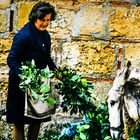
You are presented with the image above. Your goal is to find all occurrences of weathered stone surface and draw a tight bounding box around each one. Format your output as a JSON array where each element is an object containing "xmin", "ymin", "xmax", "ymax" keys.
[
  {"xmin": 109, "ymin": 6, "xmax": 140, "ymax": 38},
  {"xmin": 0, "ymin": 39, "xmax": 12, "ymax": 66},
  {"xmin": 17, "ymin": 2, "xmax": 35, "ymax": 29},
  {"xmin": 51, "ymin": 40, "xmax": 62, "ymax": 66},
  {"xmin": 125, "ymin": 43, "xmax": 140, "ymax": 67},
  {"xmin": 0, "ymin": 13, "xmax": 7, "ymax": 33},
  {"xmin": 0, "ymin": 118, "xmax": 14, "ymax": 140},
  {"xmin": 78, "ymin": 0, "xmax": 104, "ymax": 3},
  {"xmin": 14, "ymin": 0, "xmax": 39, "ymax": 1},
  {"xmin": 0, "ymin": 0, "xmax": 11, "ymax": 9},
  {"xmin": 0, "ymin": 0, "xmax": 140, "ymax": 138},
  {"xmin": 94, "ymin": 81, "xmax": 112, "ymax": 100},
  {"xmin": 48, "ymin": 8, "xmax": 75, "ymax": 38},
  {"xmin": 72, "ymin": 5, "xmax": 104, "ymax": 36},
  {"xmin": 0, "ymin": 81, "xmax": 8, "ymax": 100},
  {"xmin": 0, "ymin": 39, "xmax": 10, "ymax": 114},
  {"xmin": 61, "ymin": 41, "xmax": 115, "ymax": 74}
]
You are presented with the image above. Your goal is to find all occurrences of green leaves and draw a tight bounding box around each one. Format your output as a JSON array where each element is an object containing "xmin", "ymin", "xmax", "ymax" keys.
[
  {"xmin": 40, "ymin": 84, "xmax": 50, "ymax": 94},
  {"xmin": 71, "ymin": 75, "xmax": 80, "ymax": 81},
  {"xmin": 81, "ymin": 79, "xmax": 87, "ymax": 87},
  {"xmin": 31, "ymin": 89, "xmax": 39, "ymax": 100},
  {"xmin": 79, "ymin": 133, "xmax": 87, "ymax": 140},
  {"xmin": 77, "ymin": 125, "xmax": 90, "ymax": 132},
  {"xmin": 19, "ymin": 59, "xmax": 55, "ymax": 104},
  {"xmin": 129, "ymin": 121, "xmax": 140, "ymax": 139},
  {"xmin": 54, "ymin": 67, "xmax": 95, "ymax": 115},
  {"xmin": 44, "ymin": 97, "xmax": 56, "ymax": 104},
  {"xmin": 76, "ymin": 124, "xmax": 90, "ymax": 140},
  {"xmin": 19, "ymin": 60, "xmax": 112, "ymax": 139}
]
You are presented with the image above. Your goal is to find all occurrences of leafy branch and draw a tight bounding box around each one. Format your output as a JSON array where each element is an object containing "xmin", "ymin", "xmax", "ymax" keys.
[
  {"xmin": 54, "ymin": 67, "xmax": 96, "ymax": 115},
  {"xmin": 19, "ymin": 59, "xmax": 56, "ymax": 104},
  {"xmin": 19, "ymin": 60, "xmax": 96, "ymax": 115}
]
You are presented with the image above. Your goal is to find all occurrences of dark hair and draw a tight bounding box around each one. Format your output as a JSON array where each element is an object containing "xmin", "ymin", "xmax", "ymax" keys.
[{"xmin": 29, "ymin": 2, "xmax": 56, "ymax": 23}]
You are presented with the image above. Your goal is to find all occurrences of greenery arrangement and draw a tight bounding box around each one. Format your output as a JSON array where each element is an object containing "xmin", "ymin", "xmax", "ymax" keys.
[
  {"xmin": 19, "ymin": 59, "xmax": 56, "ymax": 104},
  {"xmin": 19, "ymin": 60, "xmax": 112, "ymax": 140},
  {"xmin": 59, "ymin": 101, "xmax": 111, "ymax": 140},
  {"xmin": 55, "ymin": 67, "xmax": 96, "ymax": 115},
  {"xmin": 38, "ymin": 101, "xmax": 111, "ymax": 140}
]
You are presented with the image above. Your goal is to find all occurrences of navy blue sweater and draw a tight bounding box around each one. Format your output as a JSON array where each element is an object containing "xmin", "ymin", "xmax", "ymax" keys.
[{"xmin": 7, "ymin": 22, "xmax": 57, "ymax": 77}]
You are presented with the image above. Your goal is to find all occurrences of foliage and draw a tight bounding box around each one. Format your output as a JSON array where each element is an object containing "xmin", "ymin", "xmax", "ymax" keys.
[
  {"xmin": 19, "ymin": 59, "xmax": 56, "ymax": 104},
  {"xmin": 19, "ymin": 60, "xmax": 111, "ymax": 139},
  {"xmin": 129, "ymin": 121, "xmax": 140, "ymax": 139},
  {"xmin": 38, "ymin": 101, "xmax": 111, "ymax": 140},
  {"xmin": 59, "ymin": 101, "xmax": 111, "ymax": 140},
  {"xmin": 55, "ymin": 67, "xmax": 96, "ymax": 115}
]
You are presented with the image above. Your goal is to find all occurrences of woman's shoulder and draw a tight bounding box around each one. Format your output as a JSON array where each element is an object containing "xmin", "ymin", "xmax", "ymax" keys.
[
  {"xmin": 12, "ymin": 23, "xmax": 31, "ymax": 44},
  {"xmin": 19, "ymin": 22, "xmax": 31, "ymax": 34},
  {"xmin": 16, "ymin": 23, "xmax": 31, "ymax": 40}
]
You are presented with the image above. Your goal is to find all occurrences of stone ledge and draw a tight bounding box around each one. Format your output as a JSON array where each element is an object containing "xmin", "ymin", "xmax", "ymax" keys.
[
  {"xmin": 72, "ymin": 35, "xmax": 95, "ymax": 41},
  {"xmin": 72, "ymin": 35, "xmax": 140, "ymax": 43},
  {"xmin": 56, "ymin": 4, "xmax": 80, "ymax": 11},
  {"xmin": 74, "ymin": 0, "xmax": 104, "ymax": 5},
  {"xmin": 85, "ymin": 77, "xmax": 114, "ymax": 83},
  {"xmin": 44, "ymin": 0, "xmax": 104, "ymax": 4},
  {"xmin": 109, "ymin": 1, "xmax": 130, "ymax": 6},
  {"xmin": 112, "ymin": 37, "xmax": 140, "ymax": 43},
  {"xmin": 46, "ymin": 0, "xmax": 130, "ymax": 5}
]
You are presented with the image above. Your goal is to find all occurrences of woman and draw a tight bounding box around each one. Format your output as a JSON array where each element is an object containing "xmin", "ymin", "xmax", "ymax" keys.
[{"xmin": 6, "ymin": 2, "xmax": 57, "ymax": 140}]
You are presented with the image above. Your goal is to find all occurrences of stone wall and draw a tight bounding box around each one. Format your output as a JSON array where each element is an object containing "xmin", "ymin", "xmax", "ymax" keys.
[{"xmin": 0, "ymin": 0, "xmax": 140, "ymax": 139}]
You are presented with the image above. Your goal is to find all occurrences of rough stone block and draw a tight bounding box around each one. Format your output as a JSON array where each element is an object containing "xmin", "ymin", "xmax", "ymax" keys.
[
  {"xmin": 125, "ymin": 43, "xmax": 140, "ymax": 67},
  {"xmin": 94, "ymin": 81, "xmax": 112, "ymax": 100},
  {"xmin": 0, "ymin": 39, "xmax": 12, "ymax": 66},
  {"xmin": 17, "ymin": 2, "xmax": 35, "ymax": 29},
  {"xmin": 48, "ymin": 8, "xmax": 75, "ymax": 38},
  {"xmin": 0, "ymin": 13, "xmax": 7, "ymax": 33},
  {"xmin": 73, "ymin": 0, "xmax": 104, "ymax": 4},
  {"xmin": 109, "ymin": 6, "xmax": 140, "ymax": 38},
  {"xmin": 72, "ymin": 5, "xmax": 104, "ymax": 36},
  {"xmin": 61, "ymin": 41, "xmax": 115, "ymax": 74},
  {"xmin": 0, "ymin": 0, "xmax": 11, "ymax": 9}
]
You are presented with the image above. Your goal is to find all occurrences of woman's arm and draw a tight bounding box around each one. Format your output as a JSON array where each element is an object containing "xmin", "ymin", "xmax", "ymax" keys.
[
  {"xmin": 7, "ymin": 33, "xmax": 27, "ymax": 76},
  {"xmin": 45, "ymin": 32, "xmax": 58, "ymax": 71},
  {"xmin": 47, "ymin": 57, "xmax": 57, "ymax": 71}
]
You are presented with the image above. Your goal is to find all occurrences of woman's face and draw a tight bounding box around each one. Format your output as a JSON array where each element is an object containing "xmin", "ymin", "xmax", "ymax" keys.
[{"xmin": 35, "ymin": 13, "xmax": 51, "ymax": 31}]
